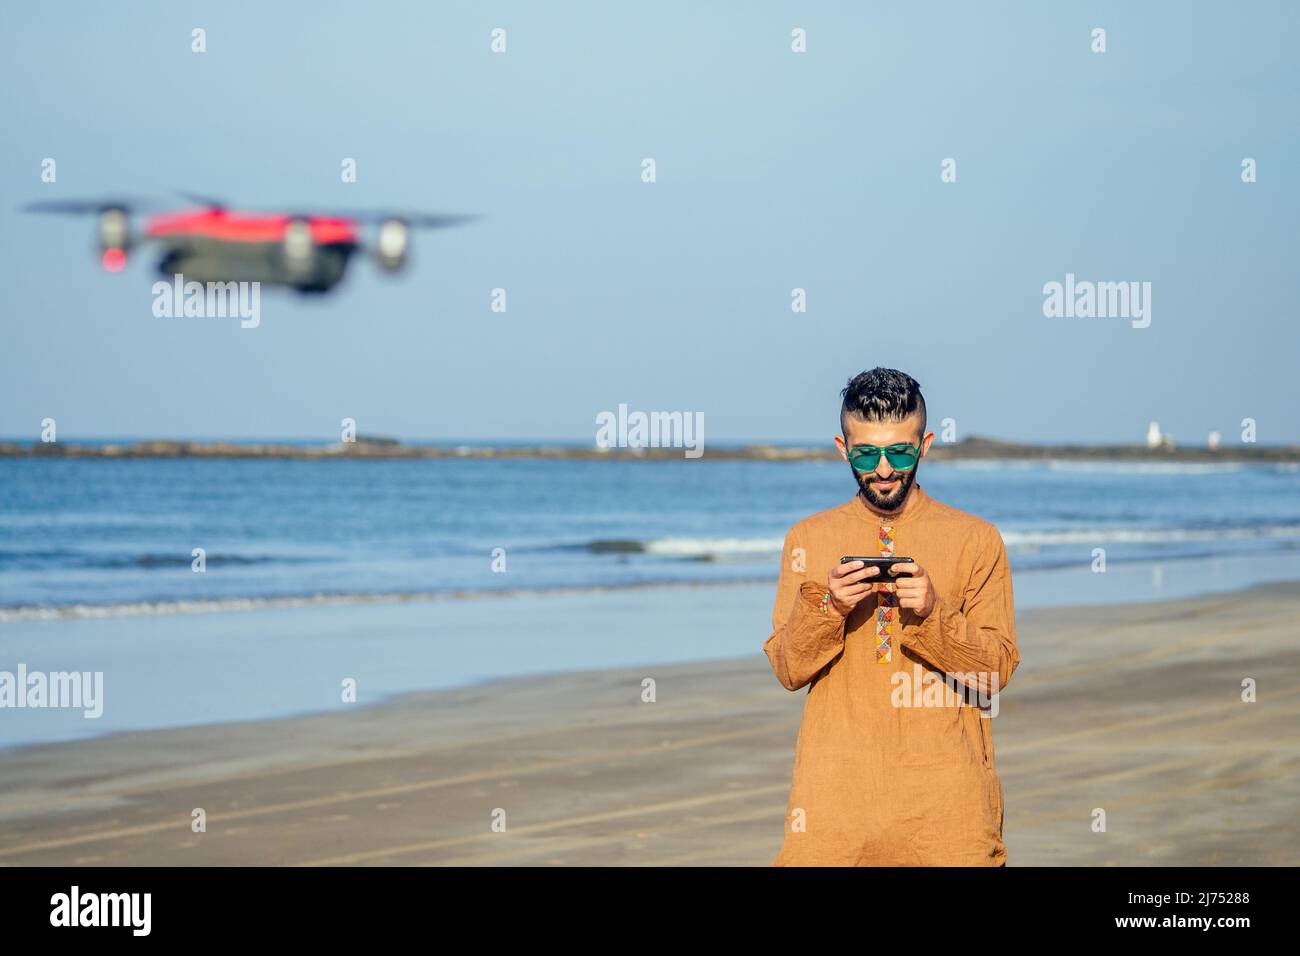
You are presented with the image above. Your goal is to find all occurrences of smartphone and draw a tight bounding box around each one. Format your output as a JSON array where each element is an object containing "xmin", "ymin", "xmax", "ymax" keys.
[{"xmin": 839, "ymin": 556, "xmax": 914, "ymax": 579}]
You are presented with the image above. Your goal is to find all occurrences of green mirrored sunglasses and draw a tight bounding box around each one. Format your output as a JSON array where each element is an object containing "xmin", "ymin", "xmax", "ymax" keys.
[{"xmin": 847, "ymin": 442, "xmax": 921, "ymax": 472}]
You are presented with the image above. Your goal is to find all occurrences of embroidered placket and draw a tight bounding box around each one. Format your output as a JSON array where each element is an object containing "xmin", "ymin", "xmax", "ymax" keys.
[{"xmin": 876, "ymin": 523, "xmax": 895, "ymax": 663}]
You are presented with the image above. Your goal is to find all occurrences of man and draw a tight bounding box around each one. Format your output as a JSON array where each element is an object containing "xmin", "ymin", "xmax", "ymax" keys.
[{"xmin": 763, "ymin": 367, "xmax": 1019, "ymax": 866}]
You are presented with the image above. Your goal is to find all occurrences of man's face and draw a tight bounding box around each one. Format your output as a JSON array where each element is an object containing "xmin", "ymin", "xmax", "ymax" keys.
[{"xmin": 834, "ymin": 412, "xmax": 933, "ymax": 512}]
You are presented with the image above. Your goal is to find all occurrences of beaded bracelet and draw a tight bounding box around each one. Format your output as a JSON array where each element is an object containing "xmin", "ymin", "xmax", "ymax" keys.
[{"xmin": 818, "ymin": 591, "xmax": 833, "ymax": 613}]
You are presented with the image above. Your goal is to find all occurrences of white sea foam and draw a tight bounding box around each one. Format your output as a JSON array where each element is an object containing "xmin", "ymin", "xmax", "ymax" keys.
[
  {"xmin": 643, "ymin": 536, "xmax": 784, "ymax": 558},
  {"xmin": 999, "ymin": 524, "xmax": 1300, "ymax": 549}
]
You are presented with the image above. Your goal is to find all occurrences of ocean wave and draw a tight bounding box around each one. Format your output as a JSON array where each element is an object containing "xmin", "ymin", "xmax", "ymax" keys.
[
  {"xmin": 4, "ymin": 534, "xmax": 1299, "ymax": 621},
  {"xmin": 0, "ymin": 550, "xmax": 307, "ymax": 570},
  {"xmin": 582, "ymin": 536, "xmax": 784, "ymax": 561},
  {"xmin": 572, "ymin": 526, "xmax": 1300, "ymax": 561},
  {"xmin": 645, "ymin": 536, "xmax": 784, "ymax": 558},
  {"xmin": 0, "ymin": 578, "xmax": 775, "ymax": 623},
  {"xmin": 582, "ymin": 526, "xmax": 1300, "ymax": 560},
  {"xmin": 1044, "ymin": 460, "xmax": 1247, "ymax": 475},
  {"xmin": 1000, "ymin": 524, "xmax": 1300, "ymax": 549},
  {"xmin": 0, "ymin": 513, "xmax": 186, "ymax": 529}
]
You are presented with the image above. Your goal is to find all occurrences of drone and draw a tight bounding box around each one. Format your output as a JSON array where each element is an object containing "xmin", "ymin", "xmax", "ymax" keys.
[{"xmin": 21, "ymin": 193, "xmax": 479, "ymax": 294}]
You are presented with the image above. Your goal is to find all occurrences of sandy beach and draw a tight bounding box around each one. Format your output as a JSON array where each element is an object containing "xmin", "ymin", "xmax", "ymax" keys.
[{"xmin": 1, "ymin": 580, "xmax": 1297, "ymax": 866}]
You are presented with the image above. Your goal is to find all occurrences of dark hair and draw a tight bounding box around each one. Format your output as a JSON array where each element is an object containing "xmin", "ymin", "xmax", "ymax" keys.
[{"xmin": 840, "ymin": 367, "xmax": 927, "ymax": 438}]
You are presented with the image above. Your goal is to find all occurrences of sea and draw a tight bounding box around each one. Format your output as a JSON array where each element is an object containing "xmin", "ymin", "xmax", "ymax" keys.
[{"xmin": 4, "ymin": 450, "xmax": 1300, "ymax": 618}]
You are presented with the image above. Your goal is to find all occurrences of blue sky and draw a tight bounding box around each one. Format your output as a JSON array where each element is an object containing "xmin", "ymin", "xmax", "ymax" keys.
[{"xmin": 1, "ymin": 1, "xmax": 1296, "ymax": 444}]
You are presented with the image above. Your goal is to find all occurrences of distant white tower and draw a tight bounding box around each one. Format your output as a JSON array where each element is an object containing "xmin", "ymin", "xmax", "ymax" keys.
[
  {"xmin": 1146, "ymin": 421, "xmax": 1162, "ymax": 448},
  {"xmin": 1208, "ymin": 431, "xmax": 1222, "ymax": 450}
]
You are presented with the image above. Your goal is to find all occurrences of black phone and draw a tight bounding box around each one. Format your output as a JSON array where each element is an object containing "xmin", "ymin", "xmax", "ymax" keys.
[{"xmin": 839, "ymin": 556, "xmax": 914, "ymax": 579}]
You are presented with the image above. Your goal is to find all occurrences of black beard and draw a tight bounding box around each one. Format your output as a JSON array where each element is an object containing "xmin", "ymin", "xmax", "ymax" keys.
[{"xmin": 852, "ymin": 461, "xmax": 918, "ymax": 512}]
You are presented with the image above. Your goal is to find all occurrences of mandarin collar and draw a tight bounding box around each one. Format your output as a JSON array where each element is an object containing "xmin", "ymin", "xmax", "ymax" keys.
[{"xmin": 850, "ymin": 481, "xmax": 931, "ymax": 527}]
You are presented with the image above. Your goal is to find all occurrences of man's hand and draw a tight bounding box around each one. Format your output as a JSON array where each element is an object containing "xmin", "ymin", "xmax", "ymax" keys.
[
  {"xmin": 827, "ymin": 560, "xmax": 880, "ymax": 615},
  {"xmin": 890, "ymin": 562, "xmax": 936, "ymax": 618}
]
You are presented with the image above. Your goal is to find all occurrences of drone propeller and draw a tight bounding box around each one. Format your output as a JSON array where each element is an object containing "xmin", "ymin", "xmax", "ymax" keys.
[
  {"xmin": 293, "ymin": 209, "xmax": 481, "ymax": 229},
  {"xmin": 173, "ymin": 190, "xmax": 230, "ymax": 211},
  {"xmin": 21, "ymin": 197, "xmax": 166, "ymax": 216}
]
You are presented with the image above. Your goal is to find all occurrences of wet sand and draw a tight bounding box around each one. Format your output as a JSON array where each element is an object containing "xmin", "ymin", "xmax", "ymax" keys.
[{"xmin": 1, "ymin": 580, "xmax": 1297, "ymax": 866}]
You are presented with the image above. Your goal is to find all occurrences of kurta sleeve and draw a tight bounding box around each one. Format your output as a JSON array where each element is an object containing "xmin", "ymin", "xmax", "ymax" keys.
[
  {"xmin": 763, "ymin": 532, "xmax": 848, "ymax": 691},
  {"xmin": 898, "ymin": 525, "xmax": 1019, "ymax": 694}
]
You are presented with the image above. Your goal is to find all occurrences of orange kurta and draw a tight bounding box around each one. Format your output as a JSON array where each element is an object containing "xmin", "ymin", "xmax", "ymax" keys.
[{"xmin": 763, "ymin": 482, "xmax": 1019, "ymax": 866}]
